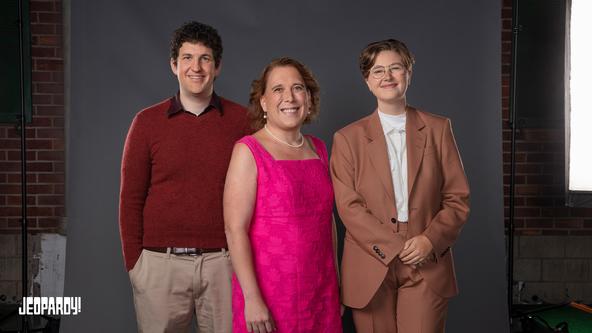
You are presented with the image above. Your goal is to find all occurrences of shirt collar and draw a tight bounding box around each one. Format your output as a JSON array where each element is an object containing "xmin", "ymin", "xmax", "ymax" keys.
[
  {"xmin": 378, "ymin": 110, "xmax": 406, "ymax": 135},
  {"xmin": 167, "ymin": 91, "xmax": 223, "ymax": 117}
]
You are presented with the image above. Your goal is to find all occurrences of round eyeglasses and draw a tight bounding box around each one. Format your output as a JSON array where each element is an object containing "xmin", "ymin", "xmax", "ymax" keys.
[{"xmin": 370, "ymin": 64, "xmax": 405, "ymax": 79}]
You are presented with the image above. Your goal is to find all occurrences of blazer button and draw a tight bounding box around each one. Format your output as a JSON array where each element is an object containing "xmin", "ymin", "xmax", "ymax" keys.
[
  {"xmin": 373, "ymin": 245, "xmax": 378, "ymax": 250},
  {"xmin": 380, "ymin": 253, "xmax": 386, "ymax": 259},
  {"xmin": 391, "ymin": 218, "xmax": 397, "ymax": 224}
]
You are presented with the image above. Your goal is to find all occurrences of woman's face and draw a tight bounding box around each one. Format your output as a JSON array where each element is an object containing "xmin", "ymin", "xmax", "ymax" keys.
[
  {"xmin": 365, "ymin": 50, "xmax": 412, "ymax": 105},
  {"xmin": 260, "ymin": 66, "xmax": 311, "ymax": 131}
]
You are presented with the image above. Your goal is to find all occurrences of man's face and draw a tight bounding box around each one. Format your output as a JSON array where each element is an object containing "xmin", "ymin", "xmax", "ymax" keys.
[{"xmin": 170, "ymin": 42, "xmax": 220, "ymax": 99}]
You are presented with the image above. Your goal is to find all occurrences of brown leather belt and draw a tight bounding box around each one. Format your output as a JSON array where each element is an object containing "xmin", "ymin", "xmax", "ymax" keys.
[{"xmin": 144, "ymin": 247, "xmax": 226, "ymax": 255}]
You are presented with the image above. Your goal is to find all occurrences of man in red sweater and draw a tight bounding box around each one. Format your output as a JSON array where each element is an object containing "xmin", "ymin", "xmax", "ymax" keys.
[{"xmin": 119, "ymin": 21, "xmax": 249, "ymax": 332}]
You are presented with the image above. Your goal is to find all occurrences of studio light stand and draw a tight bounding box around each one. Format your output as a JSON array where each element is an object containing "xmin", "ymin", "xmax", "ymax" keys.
[
  {"xmin": 507, "ymin": 0, "xmax": 521, "ymax": 328},
  {"xmin": 18, "ymin": 0, "xmax": 29, "ymax": 331}
]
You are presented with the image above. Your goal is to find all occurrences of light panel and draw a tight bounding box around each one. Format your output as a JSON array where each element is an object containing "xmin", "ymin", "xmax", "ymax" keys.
[{"xmin": 568, "ymin": 0, "xmax": 592, "ymax": 191}]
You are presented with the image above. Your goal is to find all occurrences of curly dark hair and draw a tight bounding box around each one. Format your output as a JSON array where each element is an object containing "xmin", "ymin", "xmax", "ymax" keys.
[
  {"xmin": 170, "ymin": 21, "xmax": 223, "ymax": 67},
  {"xmin": 248, "ymin": 57, "xmax": 320, "ymax": 131},
  {"xmin": 359, "ymin": 39, "xmax": 415, "ymax": 79}
]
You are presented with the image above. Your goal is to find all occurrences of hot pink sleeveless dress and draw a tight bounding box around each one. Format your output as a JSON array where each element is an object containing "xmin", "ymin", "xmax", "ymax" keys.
[{"xmin": 231, "ymin": 135, "xmax": 342, "ymax": 333}]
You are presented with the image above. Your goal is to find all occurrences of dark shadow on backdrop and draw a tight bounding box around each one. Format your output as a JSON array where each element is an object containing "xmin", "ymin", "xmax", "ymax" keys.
[{"xmin": 62, "ymin": 1, "xmax": 506, "ymax": 332}]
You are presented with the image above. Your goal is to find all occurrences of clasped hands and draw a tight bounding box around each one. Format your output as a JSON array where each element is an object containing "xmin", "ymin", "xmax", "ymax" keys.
[{"xmin": 398, "ymin": 234, "xmax": 434, "ymax": 268}]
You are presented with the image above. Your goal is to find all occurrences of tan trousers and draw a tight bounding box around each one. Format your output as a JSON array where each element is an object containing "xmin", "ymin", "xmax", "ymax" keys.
[
  {"xmin": 129, "ymin": 249, "xmax": 233, "ymax": 333},
  {"xmin": 352, "ymin": 224, "xmax": 449, "ymax": 333}
]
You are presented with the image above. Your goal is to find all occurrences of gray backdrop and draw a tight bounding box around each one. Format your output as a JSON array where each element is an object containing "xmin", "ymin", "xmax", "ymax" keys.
[{"xmin": 63, "ymin": 0, "xmax": 506, "ymax": 332}]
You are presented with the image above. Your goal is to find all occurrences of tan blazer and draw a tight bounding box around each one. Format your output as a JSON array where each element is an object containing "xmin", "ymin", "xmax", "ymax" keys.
[{"xmin": 330, "ymin": 108, "xmax": 470, "ymax": 309}]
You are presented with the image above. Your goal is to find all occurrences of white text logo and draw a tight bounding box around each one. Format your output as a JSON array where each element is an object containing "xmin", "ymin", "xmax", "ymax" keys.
[{"xmin": 18, "ymin": 297, "xmax": 82, "ymax": 315}]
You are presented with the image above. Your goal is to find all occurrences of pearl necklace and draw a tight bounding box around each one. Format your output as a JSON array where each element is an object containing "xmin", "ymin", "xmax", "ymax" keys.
[{"xmin": 264, "ymin": 125, "xmax": 304, "ymax": 148}]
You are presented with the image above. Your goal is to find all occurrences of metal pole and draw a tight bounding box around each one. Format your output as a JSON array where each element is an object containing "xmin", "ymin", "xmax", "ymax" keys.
[
  {"xmin": 508, "ymin": 0, "xmax": 521, "ymax": 327},
  {"xmin": 17, "ymin": 0, "xmax": 29, "ymax": 331}
]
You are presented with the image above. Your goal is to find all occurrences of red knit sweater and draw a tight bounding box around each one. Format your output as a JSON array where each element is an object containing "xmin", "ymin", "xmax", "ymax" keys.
[{"xmin": 119, "ymin": 94, "xmax": 249, "ymax": 271}]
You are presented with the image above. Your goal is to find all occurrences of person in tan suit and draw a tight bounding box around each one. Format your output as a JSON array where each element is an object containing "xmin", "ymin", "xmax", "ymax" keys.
[{"xmin": 330, "ymin": 39, "xmax": 470, "ymax": 332}]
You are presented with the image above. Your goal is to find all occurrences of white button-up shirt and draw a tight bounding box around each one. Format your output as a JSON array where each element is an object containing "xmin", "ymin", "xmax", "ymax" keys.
[{"xmin": 378, "ymin": 110, "xmax": 408, "ymax": 222}]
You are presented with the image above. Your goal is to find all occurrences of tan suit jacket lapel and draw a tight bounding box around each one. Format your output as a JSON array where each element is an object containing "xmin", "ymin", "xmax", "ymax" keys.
[
  {"xmin": 406, "ymin": 108, "xmax": 426, "ymax": 196},
  {"xmin": 365, "ymin": 108, "xmax": 427, "ymax": 212},
  {"xmin": 365, "ymin": 111, "xmax": 396, "ymax": 210}
]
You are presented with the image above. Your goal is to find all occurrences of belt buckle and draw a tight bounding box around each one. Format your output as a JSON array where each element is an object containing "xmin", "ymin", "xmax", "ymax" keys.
[
  {"xmin": 189, "ymin": 248, "xmax": 201, "ymax": 256},
  {"xmin": 172, "ymin": 247, "xmax": 193, "ymax": 256}
]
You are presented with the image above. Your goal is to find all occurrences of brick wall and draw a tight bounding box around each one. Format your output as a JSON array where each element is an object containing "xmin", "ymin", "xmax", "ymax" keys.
[
  {"xmin": 0, "ymin": 0, "xmax": 65, "ymax": 235},
  {"xmin": 514, "ymin": 236, "xmax": 592, "ymax": 303},
  {"xmin": 501, "ymin": 0, "xmax": 592, "ymax": 235},
  {"xmin": 0, "ymin": 0, "xmax": 64, "ymax": 302}
]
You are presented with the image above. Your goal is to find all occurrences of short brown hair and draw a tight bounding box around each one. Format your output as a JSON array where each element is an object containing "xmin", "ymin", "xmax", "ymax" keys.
[
  {"xmin": 170, "ymin": 21, "xmax": 223, "ymax": 68},
  {"xmin": 359, "ymin": 39, "xmax": 415, "ymax": 79},
  {"xmin": 248, "ymin": 57, "xmax": 320, "ymax": 130}
]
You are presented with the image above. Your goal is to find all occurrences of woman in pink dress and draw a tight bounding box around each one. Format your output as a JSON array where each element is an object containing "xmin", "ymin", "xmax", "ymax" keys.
[{"xmin": 224, "ymin": 57, "xmax": 342, "ymax": 333}]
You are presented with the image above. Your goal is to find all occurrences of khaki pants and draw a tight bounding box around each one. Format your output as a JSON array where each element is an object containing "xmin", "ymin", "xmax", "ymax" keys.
[
  {"xmin": 129, "ymin": 249, "xmax": 233, "ymax": 333},
  {"xmin": 352, "ymin": 224, "xmax": 449, "ymax": 333}
]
